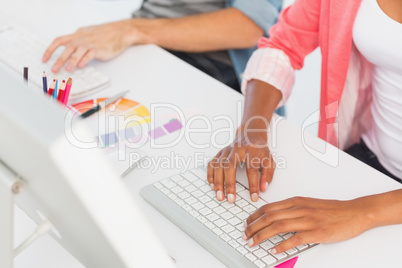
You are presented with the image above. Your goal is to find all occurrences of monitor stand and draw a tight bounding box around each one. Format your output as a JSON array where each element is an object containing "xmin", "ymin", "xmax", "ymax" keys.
[{"xmin": 0, "ymin": 159, "xmax": 23, "ymax": 268}]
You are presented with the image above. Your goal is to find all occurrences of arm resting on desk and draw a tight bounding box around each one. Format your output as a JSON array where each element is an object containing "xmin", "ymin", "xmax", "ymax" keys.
[
  {"xmin": 43, "ymin": 8, "xmax": 263, "ymax": 73},
  {"xmin": 242, "ymin": 189, "xmax": 402, "ymax": 254}
]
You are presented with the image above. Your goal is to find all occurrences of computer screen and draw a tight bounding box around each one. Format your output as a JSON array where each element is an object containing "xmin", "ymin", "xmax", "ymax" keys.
[{"xmin": 0, "ymin": 67, "xmax": 173, "ymax": 267}]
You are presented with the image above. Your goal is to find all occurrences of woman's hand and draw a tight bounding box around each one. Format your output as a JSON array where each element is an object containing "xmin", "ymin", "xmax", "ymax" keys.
[
  {"xmin": 243, "ymin": 196, "xmax": 374, "ymax": 254},
  {"xmin": 42, "ymin": 20, "xmax": 144, "ymax": 73},
  {"xmin": 207, "ymin": 126, "xmax": 275, "ymax": 203}
]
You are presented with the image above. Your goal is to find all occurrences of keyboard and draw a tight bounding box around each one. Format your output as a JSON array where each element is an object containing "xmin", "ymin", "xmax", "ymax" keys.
[
  {"xmin": 141, "ymin": 167, "xmax": 318, "ymax": 268},
  {"xmin": 0, "ymin": 17, "xmax": 109, "ymax": 99}
]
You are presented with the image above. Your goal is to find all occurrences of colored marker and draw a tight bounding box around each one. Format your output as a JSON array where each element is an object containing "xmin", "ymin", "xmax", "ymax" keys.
[
  {"xmin": 62, "ymin": 78, "xmax": 72, "ymax": 106},
  {"xmin": 42, "ymin": 72, "xmax": 48, "ymax": 94},
  {"xmin": 52, "ymin": 78, "xmax": 59, "ymax": 99},
  {"xmin": 57, "ymin": 80, "xmax": 66, "ymax": 103},
  {"xmin": 23, "ymin": 67, "xmax": 28, "ymax": 83},
  {"xmin": 47, "ymin": 79, "xmax": 56, "ymax": 96}
]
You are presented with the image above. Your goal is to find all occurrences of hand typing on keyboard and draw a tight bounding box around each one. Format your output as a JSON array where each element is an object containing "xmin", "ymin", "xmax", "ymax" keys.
[{"xmin": 42, "ymin": 20, "xmax": 139, "ymax": 73}]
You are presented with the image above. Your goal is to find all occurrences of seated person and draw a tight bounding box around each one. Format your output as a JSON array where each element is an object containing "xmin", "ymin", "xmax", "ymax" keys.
[
  {"xmin": 42, "ymin": 0, "xmax": 284, "ymax": 94},
  {"xmin": 208, "ymin": 0, "xmax": 402, "ymax": 255}
]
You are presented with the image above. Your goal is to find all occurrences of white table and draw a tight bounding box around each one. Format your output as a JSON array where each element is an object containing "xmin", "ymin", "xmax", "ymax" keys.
[{"xmin": 2, "ymin": 1, "xmax": 402, "ymax": 267}]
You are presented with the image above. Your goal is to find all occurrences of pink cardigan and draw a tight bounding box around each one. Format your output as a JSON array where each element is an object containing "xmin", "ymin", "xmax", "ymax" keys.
[{"xmin": 242, "ymin": 0, "xmax": 373, "ymax": 149}]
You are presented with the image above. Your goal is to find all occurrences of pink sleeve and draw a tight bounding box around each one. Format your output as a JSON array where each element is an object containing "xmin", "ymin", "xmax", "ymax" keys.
[{"xmin": 241, "ymin": 0, "xmax": 321, "ymax": 106}]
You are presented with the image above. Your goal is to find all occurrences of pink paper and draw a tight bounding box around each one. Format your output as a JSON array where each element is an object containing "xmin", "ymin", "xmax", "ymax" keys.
[{"xmin": 275, "ymin": 257, "xmax": 298, "ymax": 268}]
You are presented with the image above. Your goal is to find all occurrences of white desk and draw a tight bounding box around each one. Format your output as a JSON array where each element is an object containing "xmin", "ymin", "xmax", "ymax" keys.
[{"xmin": 3, "ymin": 1, "xmax": 402, "ymax": 267}]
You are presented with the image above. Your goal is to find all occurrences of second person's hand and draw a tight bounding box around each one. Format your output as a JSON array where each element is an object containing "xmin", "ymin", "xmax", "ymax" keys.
[{"xmin": 42, "ymin": 19, "xmax": 145, "ymax": 73}]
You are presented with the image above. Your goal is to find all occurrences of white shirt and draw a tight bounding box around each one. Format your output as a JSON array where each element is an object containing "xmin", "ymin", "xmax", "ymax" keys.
[{"xmin": 353, "ymin": 0, "xmax": 402, "ymax": 178}]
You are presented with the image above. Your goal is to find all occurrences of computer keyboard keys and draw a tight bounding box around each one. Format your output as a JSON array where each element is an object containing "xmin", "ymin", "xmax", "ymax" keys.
[
  {"xmin": 245, "ymin": 253, "xmax": 257, "ymax": 262},
  {"xmin": 262, "ymin": 255, "xmax": 276, "ymax": 266}
]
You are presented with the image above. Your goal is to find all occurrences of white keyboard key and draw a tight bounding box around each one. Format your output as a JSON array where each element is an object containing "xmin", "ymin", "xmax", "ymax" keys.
[
  {"xmin": 235, "ymin": 199, "xmax": 249, "ymax": 208},
  {"xmin": 228, "ymin": 217, "xmax": 242, "ymax": 226},
  {"xmin": 178, "ymin": 180, "xmax": 190, "ymax": 188},
  {"xmin": 198, "ymin": 195, "xmax": 211, "ymax": 203},
  {"xmin": 273, "ymin": 252, "xmax": 287, "ymax": 260},
  {"xmin": 286, "ymin": 248, "xmax": 298, "ymax": 255},
  {"xmin": 189, "ymin": 210, "xmax": 200, "ymax": 218},
  {"xmin": 221, "ymin": 201, "xmax": 234, "ymax": 209},
  {"xmin": 262, "ymin": 255, "xmax": 277, "ymax": 266},
  {"xmin": 206, "ymin": 201, "xmax": 219, "ymax": 209},
  {"xmin": 229, "ymin": 230, "xmax": 242, "ymax": 239},
  {"xmin": 237, "ymin": 211, "xmax": 249, "ymax": 220},
  {"xmin": 254, "ymin": 260, "xmax": 266, "ymax": 268},
  {"xmin": 238, "ymin": 190, "xmax": 267, "ymax": 208},
  {"xmin": 269, "ymin": 235, "xmax": 283, "ymax": 244},
  {"xmin": 237, "ymin": 247, "xmax": 248, "ymax": 255},
  {"xmin": 253, "ymin": 248, "xmax": 268, "ymax": 258},
  {"xmin": 260, "ymin": 240, "xmax": 275, "ymax": 251},
  {"xmin": 171, "ymin": 186, "xmax": 183, "ymax": 194},
  {"xmin": 221, "ymin": 225, "xmax": 235, "ymax": 233},
  {"xmin": 193, "ymin": 180, "xmax": 205, "ymax": 188},
  {"xmin": 221, "ymin": 212, "xmax": 234, "ymax": 220},
  {"xmin": 192, "ymin": 202, "xmax": 205, "ymax": 210},
  {"xmin": 214, "ymin": 219, "xmax": 227, "ymax": 228},
  {"xmin": 178, "ymin": 192, "xmax": 190, "ymax": 199},
  {"xmin": 245, "ymin": 245, "xmax": 259, "ymax": 252},
  {"xmin": 170, "ymin": 175, "xmax": 183, "ymax": 182},
  {"xmin": 160, "ymin": 188, "xmax": 170, "ymax": 195},
  {"xmin": 228, "ymin": 240, "xmax": 240, "ymax": 249},
  {"xmin": 237, "ymin": 238, "xmax": 247, "ymax": 246},
  {"xmin": 197, "ymin": 216, "xmax": 207, "ymax": 223},
  {"xmin": 206, "ymin": 191, "xmax": 216, "ymax": 198},
  {"xmin": 296, "ymin": 244, "xmax": 308, "ymax": 250},
  {"xmin": 206, "ymin": 213, "xmax": 219, "ymax": 222},
  {"xmin": 235, "ymin": 223, "xmax": 245, "ymax": 232},
  {"xmin": 185, "ymin": 197, "xmax": 198, "ymax": 205},
  {"xmin": 199, "ymin": 207, "xmax": 213, "ymax": 216},
  {"xmin": 212, "ymin": 208, "xmax": 226, "ymax": 218},
  {"xmin": 243, "ymin": 204, "xmax": 257, "ymax": 214},
  {"xmin": 192, "ymin": 190, "xmax": 204, "ymax": 198},
  {"xmin": 213, "ymin": 228, "xmax": 223, "ymax": 236},
  {"xmin": 245, "ymin": 253, "xmax": 257, "ymax": 262},
  {"xmin": 183, "ymin": 171, "xmax": 198, "ymax": 182},
  {"xmin": 185, "ymin": 185, "xmax": 197, "ymax": 193},
  {"xmin": 220, "ymin": 233, "xmax": 231, "ymax": 242},
  {"xmin": 190, "ymin": 168, "xmax": 207, "ymax": 179},
  {"xmin": 204, "ymin": 221, "xmax": 215, "ymax": 230},
  {"xmin": 236, "ymin": 183, "xmax": 245, "ymax": 191},
  {"xmin": 200, "ymin": 185, "xmax": 211, "ymax": 193},
  {"xmin": 174, "ymin": 199, "xmax": 184, "ymax": 206},
  {"xmin": 228, "ymin": 206, "xmax": 242, "ymax": 215},
  {"xmin": 153, "ymin": 182, "xmax": 163, "ymax": 189},
  {"xmin": 181, "ymin": 204, "xmax": 192, "ymax": 212},
  {"xmin": 167, "ymin": 193, "xmax": 177, "ymax": 200},
  {"xmin": 161, "ymin": 179, "xmax": 176, "ymax": 189}
]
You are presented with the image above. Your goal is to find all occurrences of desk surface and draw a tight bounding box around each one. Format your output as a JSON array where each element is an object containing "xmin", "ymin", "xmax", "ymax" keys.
[{"xmin": 3, "ymin": 1, "xmax": 402, "ymax": 267}]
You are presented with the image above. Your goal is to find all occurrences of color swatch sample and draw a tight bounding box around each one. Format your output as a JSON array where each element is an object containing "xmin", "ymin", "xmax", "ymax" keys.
[{"xmin": 71, "ymin": 97, "xmax": 183, "ymax": 147}]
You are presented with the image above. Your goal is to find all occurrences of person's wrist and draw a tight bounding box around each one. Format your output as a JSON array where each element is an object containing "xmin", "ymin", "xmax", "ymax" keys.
[
  {"xmin": 235, "ymin": 124, "xmax": 268, "ymax": 144},
  {"xmin": 124, "ymin": 18, "xmax": 165, "ymax": 46}
]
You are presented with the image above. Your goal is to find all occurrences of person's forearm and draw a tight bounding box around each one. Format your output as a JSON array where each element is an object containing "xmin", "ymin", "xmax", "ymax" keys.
[
  {"xmin": 127, "ymin": 8, "xmax": 264, "ymax": 52},
  {"xmin": 360, "ymin": 189, "xmax": 402, "ymax": 229},
  {"xmin": 238, "ymin": 80, "xmax": 282, "ymax": 135}
]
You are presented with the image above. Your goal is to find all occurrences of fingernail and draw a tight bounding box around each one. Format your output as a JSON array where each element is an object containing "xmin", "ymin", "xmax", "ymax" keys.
[
  {"xmin": 52, "ymin": 65, "xmax": 58, "ymax": 72},
  {"xmin": 247, "ymin": 238, "xmax": 254, "ymax": 247},
  {"xmin": 42, "ymin": 56, "xmax": 47, "ymax": 62},
  {"xmin": 263, "ymin": 182, "xmax": 269, "ymax": 192},
  {"xmin": 243, "ymin": 221, "xmax": 248, "ymax": 228},
  {"xmin": 242, "ymin": 233, "xmax": 248, "ymax": 241},
  {"xmin": 251, "ymin": 193, "xmax": 259, "ymax": 202},
  {"xmin": 210, "ymin": 183, "xmax": 215, "ymax": 190},
  {"xmin": 217, "ymin": 190, "xmax": 223, "ymax": 201},
  {"xmin": 66, "ymin": 64, "xmax": 73, "ymax": 71},
  {"xmin": 271, "ymin": 248, "xmax": 277, "ymax": 254},
  {"xmin": 228, "ymin": 194, "xmax": 235, "ymax": 203}
]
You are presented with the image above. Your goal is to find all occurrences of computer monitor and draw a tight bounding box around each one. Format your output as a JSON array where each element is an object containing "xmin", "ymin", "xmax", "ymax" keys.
[{"xmin": 0, "ymin": 67, "xmax": 173, "ymax": 268}]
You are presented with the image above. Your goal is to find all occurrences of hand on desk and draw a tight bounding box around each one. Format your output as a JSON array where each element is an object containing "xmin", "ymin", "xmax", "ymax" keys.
[
  {"xmin": 207, "ymin": 129, "xmax": 275, "ymax": 203},
  {"xmin": 243, "ymin": 196, "xmax": 373, "ymax": 253},
  {"xmin": 42, "ymin": 20, "xmax": 139, "ymax": 73}
]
